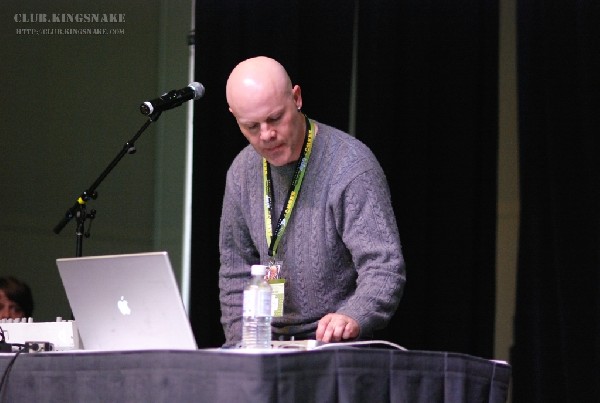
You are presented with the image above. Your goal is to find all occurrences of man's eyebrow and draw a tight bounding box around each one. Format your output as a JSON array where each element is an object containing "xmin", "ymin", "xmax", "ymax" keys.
[{"xmin": 237, "ymin": 119, "xmax": 257, "ymax": 126}]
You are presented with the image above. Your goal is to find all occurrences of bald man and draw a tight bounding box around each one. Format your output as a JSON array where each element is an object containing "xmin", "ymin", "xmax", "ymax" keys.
[{"xmin": 219, "ymin": 56, "xmax": 406, "ymax": 347}]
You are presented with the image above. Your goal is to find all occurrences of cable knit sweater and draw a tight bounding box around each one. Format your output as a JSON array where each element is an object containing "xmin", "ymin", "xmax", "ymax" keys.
[{"xmin": 219, "ymin": 119, "xmax": 406, "ymax": 346}]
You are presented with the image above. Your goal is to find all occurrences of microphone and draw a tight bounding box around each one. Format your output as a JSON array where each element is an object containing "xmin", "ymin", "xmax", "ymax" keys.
[{"xmin": 140, "ymin": 82, "xmax": 205, "ymax": 116}]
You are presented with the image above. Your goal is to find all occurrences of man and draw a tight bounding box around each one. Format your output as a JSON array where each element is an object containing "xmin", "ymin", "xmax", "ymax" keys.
[
  {"xmin": 0, "ymin": 276, "xmax": 34, "ymax": 319},
  {"xmin": 219, "ymin": 56, "xmax": 405, "ymax": 346}
]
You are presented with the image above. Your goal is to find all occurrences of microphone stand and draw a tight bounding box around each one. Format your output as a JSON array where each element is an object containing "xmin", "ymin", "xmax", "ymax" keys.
[{"xmin": 53, "ymin": 110, "xmax": 163, "ymax": 256}]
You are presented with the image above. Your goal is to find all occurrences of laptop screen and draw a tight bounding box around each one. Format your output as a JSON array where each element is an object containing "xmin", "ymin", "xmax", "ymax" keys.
[{"xmin": 56, "ymin": 251, "xmax": 197, "ymax": 351}]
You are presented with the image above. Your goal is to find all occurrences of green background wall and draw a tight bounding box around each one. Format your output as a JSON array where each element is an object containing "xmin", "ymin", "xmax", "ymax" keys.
[{"xmin": 0, "ymin": 0, "xmax": 193, "ymax": 322}]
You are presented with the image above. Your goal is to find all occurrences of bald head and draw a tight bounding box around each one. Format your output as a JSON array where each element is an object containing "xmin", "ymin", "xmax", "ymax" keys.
[
  {"xmin": 226, "ymin": 56, "xmax": 294, "ymax": 117},
  {"xmin": 225, "ymin": 56, "xmax": 306, "ymax": 166}
]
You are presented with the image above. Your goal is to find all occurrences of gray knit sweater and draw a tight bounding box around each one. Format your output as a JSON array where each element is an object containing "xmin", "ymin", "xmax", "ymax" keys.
[{"xmin": 219, "ymin": 119, "xmax": 406, "ymax": 346}]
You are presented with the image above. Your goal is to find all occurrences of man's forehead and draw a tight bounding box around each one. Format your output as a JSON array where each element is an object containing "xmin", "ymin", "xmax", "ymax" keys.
[{"xmin": 236, "ymin": 106, "xmax": 286, "ymax": 124}]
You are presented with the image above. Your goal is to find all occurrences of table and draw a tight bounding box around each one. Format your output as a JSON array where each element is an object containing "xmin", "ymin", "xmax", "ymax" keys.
[{"xmin": 0, "ymin": 347, "xmax": 511, "ymax": 402}]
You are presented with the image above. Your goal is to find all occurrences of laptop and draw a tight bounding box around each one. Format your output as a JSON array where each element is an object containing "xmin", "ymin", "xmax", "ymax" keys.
[{"xmin": 56, "ymin": 251, "xmax": 198, "ymax": 351}]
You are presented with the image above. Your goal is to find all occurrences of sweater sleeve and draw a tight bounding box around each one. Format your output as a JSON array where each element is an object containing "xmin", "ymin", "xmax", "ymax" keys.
[
  {"xmin": 218, "ymin": 163, "xmax": 260, "ymax": 347},
  {"xmin": 334, "ymin": 163, "xmax": 406, "ymax": 337}
]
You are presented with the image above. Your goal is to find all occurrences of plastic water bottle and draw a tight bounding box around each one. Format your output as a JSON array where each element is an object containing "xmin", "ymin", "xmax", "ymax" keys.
[{"xmin": 241, "ymin": 264, "xmax": 272, "ymax": 349}]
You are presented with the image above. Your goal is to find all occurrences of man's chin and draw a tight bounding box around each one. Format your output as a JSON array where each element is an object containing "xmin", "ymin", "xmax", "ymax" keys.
[
  {"xmin": 263, "ymin": 151, "xmax": 292, "ymax": 167},
  {"xmin": 266, "ymin": 158, "xmax": 287, "ymax": 167}
]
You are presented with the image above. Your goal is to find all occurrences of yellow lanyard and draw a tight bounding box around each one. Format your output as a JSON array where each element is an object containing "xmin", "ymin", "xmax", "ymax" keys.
[{"xmin": 264, "ymin": 115, "xmax": 315, "ymax": 259}]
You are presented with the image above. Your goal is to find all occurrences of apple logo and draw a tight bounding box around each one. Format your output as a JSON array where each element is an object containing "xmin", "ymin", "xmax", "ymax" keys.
[{"xmin": 117, "ymin": 296, "xmax": 132, "ymax": 315}]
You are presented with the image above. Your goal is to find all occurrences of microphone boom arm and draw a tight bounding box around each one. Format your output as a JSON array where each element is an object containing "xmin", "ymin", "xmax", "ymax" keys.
[{"xmin": 53, "ymin": 112, "xmax": 161, "ymax": 256}]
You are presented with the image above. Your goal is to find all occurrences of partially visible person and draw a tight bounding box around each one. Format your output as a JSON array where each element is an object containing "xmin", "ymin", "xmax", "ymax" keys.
[
  {"xmin": 0, "ymin": 276, "xmax": 34, "ymax": 319},
  {"xmin": 218, "ymin": 56, "xmax": 406, "ymax": 347}
]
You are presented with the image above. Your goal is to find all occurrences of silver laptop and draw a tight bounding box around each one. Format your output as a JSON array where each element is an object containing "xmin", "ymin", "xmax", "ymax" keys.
[{"xmin": 56, "ymin": 251, "xmax": 197, "ymax": 351}]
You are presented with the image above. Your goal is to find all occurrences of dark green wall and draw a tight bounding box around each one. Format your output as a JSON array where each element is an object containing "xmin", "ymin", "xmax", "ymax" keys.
[{"xmin": 0, "ymin": 0, "xmax": 191, "ymax": 321}]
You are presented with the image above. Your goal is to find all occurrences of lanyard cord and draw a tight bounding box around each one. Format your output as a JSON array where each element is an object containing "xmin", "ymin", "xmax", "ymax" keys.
[{"xmin": 264, "ymin": 114, "xmax": 315, "ymax": 258}]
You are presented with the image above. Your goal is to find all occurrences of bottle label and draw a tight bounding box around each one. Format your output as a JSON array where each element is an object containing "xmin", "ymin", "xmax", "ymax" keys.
[{"xmin": 243, "ymin": 288, "xmax": 271, "ymax": 317}]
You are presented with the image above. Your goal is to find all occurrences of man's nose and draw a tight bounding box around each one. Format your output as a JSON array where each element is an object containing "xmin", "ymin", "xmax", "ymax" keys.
[
  {"xmin": 259, "ymin": 124, "xmax": 275, "ymax": 141},
  {"xmin": 0, "ymin": 307, "xmax": 11, "ymax": 319}
]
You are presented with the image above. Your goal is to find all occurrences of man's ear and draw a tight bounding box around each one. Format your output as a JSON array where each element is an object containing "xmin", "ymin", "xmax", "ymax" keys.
[{"xmin": 292, "ymin": 85, "xmax": 302, "ymax": 110}]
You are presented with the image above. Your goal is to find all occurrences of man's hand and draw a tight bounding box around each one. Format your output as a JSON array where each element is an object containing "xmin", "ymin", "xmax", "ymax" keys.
[{"xmin": 316, "ymin": 313, "xmax": 360, "ymax": 343}]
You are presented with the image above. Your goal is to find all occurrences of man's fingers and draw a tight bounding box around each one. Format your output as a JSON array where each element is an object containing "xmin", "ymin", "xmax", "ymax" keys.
[
  {"xmin": 316, "ymin": 315, "xmax": 332, "ymax": 340},
  {"xmin": 316, "ymin": 314, "xmax": 359, "ymax": 342}
]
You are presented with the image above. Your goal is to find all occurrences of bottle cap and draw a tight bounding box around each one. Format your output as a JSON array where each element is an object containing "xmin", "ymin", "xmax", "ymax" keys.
[{"xmin": 250, "ymin": 264, "xmax": 267, "ymax": 276}]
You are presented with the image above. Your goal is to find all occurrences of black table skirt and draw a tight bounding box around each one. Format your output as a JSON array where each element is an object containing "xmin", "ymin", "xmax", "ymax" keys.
[{"xmin": 0, "ymin": 347, "xmax": 511, "ymax": 402}]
